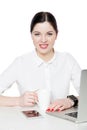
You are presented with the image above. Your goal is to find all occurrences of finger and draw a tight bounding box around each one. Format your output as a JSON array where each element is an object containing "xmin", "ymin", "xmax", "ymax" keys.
[
  {"xmin": 58, "ymin": 106, "xmax": 65, "ymax": 111},
  {"xmin": 27, "ymin": 94, "xmax": 37, "ymax": 101},
  {"xmin": 48, "ymin": 103, "xmax": 56, "ymax": 108},
  {"xmin": 47, "ymin": 103, "xmax": 63, "ymax": 112},
  {"xmin": 27, "ymin": 98, "xmax": 35, "ymax": 104},
  {"xmin": 52, "ymin": 105, "xmax": 63, "ymax": 112},
  {"xmin": 48, "ymin": 103, "xmax": 61, "ymax": 110},
  {"xmin": 28, "ymin": 93, "xmax": 38, "ymax": 101},
  {"xmin": 25, "ymin": 91, "xmax": 37, "ymax": 97},
  {"xmin": 26, "ymin": 102, "xmax": 35, "ymax": 106}
]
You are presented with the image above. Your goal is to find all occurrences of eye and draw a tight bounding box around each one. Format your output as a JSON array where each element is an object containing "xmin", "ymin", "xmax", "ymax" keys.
[
  {"xmin": 47, "ymin": 32, "xmax": 53, "ymax": 36},
  {"xmin": 34, "ymin": 33, "xmax": 40, "ymax": 36}
]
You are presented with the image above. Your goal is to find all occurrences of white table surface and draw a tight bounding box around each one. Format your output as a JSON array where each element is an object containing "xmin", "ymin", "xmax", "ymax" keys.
[{"xmin": 0, "ymin": 106, "xmax": 87, "ymax": 130}]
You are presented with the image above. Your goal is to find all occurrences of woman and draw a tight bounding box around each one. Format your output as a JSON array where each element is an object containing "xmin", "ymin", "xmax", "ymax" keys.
[{"xmin": 0, "ymin": 12, "xmax": 81, "ymax": 112}]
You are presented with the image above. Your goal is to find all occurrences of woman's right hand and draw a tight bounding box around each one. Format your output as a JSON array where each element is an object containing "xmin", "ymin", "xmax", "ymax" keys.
[{"xmin": 19, "ymin": 91, "xmax": 38, "ymax": 107}]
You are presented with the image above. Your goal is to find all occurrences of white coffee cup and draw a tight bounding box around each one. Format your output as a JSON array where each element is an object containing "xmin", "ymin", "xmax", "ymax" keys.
[{"xmin": 37, "ymin": 89, "xmax": 51, "ymax": 112}]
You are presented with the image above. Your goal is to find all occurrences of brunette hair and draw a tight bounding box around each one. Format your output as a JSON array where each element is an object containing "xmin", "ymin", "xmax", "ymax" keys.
[{"xmin": 30, "ymin": 11, "xmax": 58, "ymax": 34}]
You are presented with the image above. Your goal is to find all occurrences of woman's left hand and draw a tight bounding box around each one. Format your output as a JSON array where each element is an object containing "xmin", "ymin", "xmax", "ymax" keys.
[{"xmin": 46, "ymin": 98, "xmax": 74, "ymax": 112}]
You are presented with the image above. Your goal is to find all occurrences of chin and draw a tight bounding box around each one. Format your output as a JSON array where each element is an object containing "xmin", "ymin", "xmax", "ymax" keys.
[{"xmin": 39, "ymin": 50, "xmax": 49, "ymax": 55}]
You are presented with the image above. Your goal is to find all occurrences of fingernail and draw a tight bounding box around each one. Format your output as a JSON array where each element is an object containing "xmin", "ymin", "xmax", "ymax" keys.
[
  {"xmin": 46, "ymin": 108, "xmax": 50, "ymax": 112},
  {"xmin": 58, "ymin": 108, "xmax": 61, "ymax": 112},
  {"xmin": 51, "ymin": 108, "xmax": 54, "ymax": 112}
]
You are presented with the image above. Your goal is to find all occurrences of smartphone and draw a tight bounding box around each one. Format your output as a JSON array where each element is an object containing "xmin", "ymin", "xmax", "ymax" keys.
[{"xmin": 22, "ymin": 110, "xmax": 41, "ymax": 118}]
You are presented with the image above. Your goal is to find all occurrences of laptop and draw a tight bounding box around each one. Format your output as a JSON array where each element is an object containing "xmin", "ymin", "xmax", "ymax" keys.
[{"xmin": 46, "ymin": 69, "xmax": 87, "ymax": 123}]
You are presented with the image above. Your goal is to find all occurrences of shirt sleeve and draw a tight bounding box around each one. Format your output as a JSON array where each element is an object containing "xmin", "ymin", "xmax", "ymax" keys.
[
  {"xmin": 0, "ymin": 57, "xmax": 20, "ymax": 94},
  {"xmin": 68, "ymin": 54, "xmax": 81, "ymax": 94}
]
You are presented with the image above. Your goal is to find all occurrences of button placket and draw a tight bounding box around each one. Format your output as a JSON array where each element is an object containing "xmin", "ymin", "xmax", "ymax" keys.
[{"xmin": 44, "ymin": 64, "xmax": 51, "ymax": 91}]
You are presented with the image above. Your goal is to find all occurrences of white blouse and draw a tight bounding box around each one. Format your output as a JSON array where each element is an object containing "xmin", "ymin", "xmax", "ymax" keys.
[{"xmin": 0, "ymin": 50, "xmax": 81, "ymax": 101}]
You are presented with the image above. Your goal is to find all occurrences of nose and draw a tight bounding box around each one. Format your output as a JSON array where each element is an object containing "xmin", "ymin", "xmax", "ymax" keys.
[{"xmin": 41, "ymin": 35, "xmax": 47, "ymax": 43}]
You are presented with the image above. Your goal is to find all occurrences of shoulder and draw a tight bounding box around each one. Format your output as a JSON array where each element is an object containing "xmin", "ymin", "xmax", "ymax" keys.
[
  {"xmin": 15, "ymin": 51, "xmax": 34, "ymax": 62},
  {"xmin": 55, "ymin": 51, "xmax": 79, "ymax": 64},
  {"xmin": 55, "ymin": 51, "xmax": 81, "ymax": 72},
  {"xmin": 55, "ymin": 51, "xmax": 74, "ymax": 59},
  {"xmin": 10, "ymin": 51, "xmax": 35, "ymax": 68}
]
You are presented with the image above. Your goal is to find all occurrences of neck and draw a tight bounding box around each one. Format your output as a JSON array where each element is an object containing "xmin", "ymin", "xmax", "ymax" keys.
[{"xmin": 36, "ymin": 49, "xmax": 54, "ymax": 62}]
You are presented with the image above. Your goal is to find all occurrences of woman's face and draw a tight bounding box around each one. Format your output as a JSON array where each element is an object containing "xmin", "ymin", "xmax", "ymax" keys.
[{"xmin": 31, "ymin": 22, "xmax": 57, "ymax": 56}]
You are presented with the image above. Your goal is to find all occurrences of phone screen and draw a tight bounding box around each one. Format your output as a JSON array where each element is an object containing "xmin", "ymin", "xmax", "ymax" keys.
[{"xmin": 22, "ymin": 110, "xmax": 41, "ymax": 118}]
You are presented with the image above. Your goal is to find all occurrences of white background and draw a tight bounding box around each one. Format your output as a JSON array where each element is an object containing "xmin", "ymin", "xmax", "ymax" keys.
[{"xmin": 0, "ymin": 0, "xmax": 87, "ymax": 96}]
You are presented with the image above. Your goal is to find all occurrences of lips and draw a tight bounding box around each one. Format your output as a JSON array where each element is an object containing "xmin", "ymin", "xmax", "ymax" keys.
[{"xmin": 39, "ymin": 44, "xmax": 48, "ymax": 49}]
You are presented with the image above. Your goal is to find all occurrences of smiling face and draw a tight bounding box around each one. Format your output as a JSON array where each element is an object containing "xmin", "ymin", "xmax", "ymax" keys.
[{"xmin": 31, "ymin": 21, "xmax": 57, "ymax": 60}]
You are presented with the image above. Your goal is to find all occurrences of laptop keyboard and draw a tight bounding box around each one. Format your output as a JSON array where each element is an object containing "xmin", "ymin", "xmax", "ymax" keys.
[{"xmin": 65, "ymin": 112, "xmax": 78, "ymax": 118}]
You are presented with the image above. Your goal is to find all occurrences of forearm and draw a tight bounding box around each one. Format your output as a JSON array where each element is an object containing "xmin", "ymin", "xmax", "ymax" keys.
[
  {"xmin": 0, "ymin": 95, "xmax": 20, "ymax": 107},
  {"xmin": 0, "ymin": 91, "xmax": 38, "ymax": 107}
]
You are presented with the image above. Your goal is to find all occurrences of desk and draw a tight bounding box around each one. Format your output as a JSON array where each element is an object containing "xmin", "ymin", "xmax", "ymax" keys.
[{"xmin": 0, "ymin": 107, "xmax": 87, "ymax": 130}]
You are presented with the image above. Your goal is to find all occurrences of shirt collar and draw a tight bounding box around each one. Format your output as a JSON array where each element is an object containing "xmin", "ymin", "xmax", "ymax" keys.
[{"xmin": 33, "ymin": 49, "xmax": 57, "ymax": 67}]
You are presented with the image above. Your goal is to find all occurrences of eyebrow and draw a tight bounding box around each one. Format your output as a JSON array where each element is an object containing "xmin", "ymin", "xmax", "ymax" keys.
[{"xmin": 32, "ymin": 31, "xmax": 54, "ymax": 33}]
